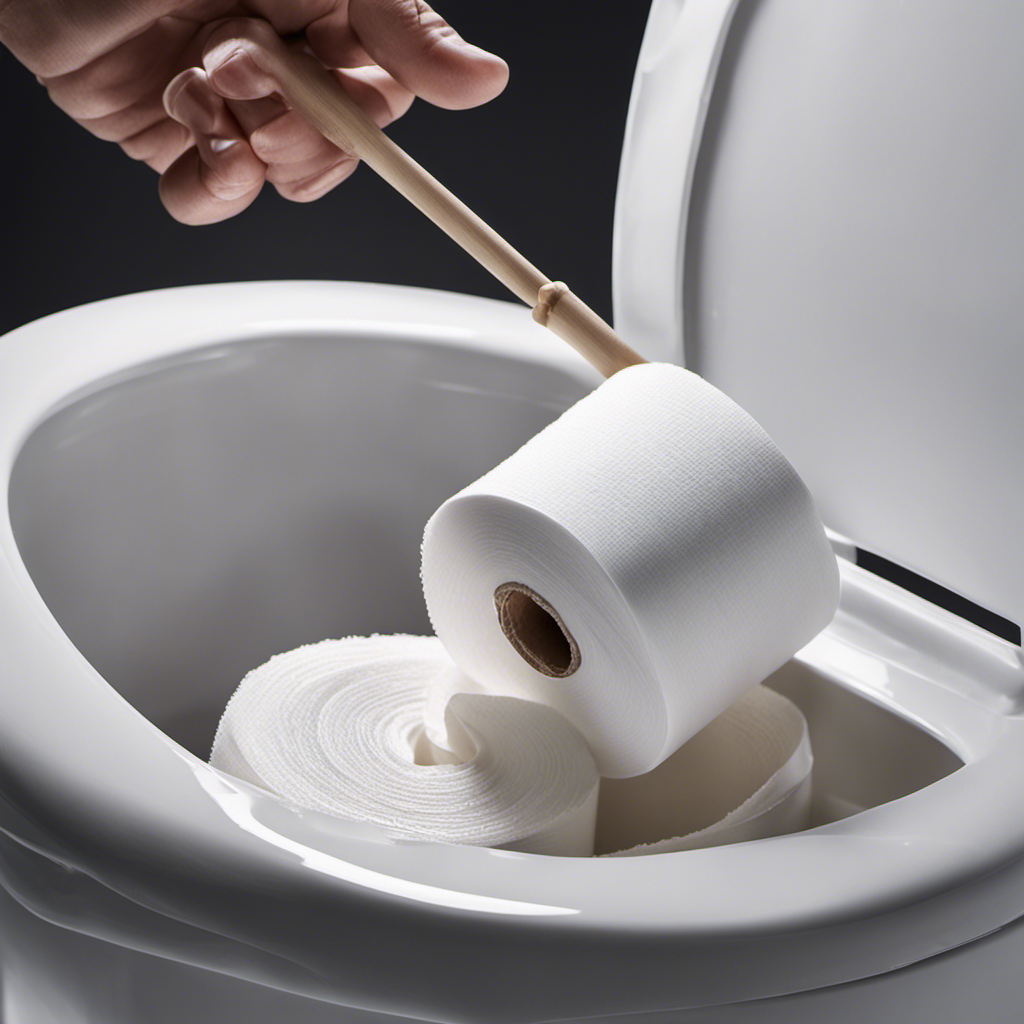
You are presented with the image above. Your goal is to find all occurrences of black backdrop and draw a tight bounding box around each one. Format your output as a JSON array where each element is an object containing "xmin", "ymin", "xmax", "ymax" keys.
[{"xmin": 0, "ymin": 4, "xmax": 650, "ymax": 337}]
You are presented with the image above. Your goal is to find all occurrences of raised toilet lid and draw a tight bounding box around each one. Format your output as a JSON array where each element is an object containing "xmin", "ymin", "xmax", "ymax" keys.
[{"xmin": 614, "ymin": 0, "xmax": 1024, "ymax": 640}]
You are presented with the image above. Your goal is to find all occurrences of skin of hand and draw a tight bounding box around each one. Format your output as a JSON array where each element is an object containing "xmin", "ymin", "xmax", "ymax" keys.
[{"xmin": 0, "ymin": 1, "xmax": 508, "ymax": 224}]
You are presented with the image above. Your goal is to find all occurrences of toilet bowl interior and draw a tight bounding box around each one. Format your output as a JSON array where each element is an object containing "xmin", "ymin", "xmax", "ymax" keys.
[{"xmin": 7, "ymin": 331, "xmax": 962, "ymax": 842}]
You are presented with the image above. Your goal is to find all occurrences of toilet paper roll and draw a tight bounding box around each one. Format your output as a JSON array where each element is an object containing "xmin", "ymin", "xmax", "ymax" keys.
[
  {"xmin": 422, "ymin": 362, "xmax": 839, "ymax": 778},
  {"xmin": 596, "ymin": 685, "xmax": 813, "ymax": 856},
  {"xmin": 210, "ymin": 635, "xmax": 600, "ymax": 856}
]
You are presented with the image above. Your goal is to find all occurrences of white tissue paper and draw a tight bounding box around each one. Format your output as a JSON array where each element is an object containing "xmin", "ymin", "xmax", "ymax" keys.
[
  {"xmin": 210, "ymin": 635, "xmax": 600, "ymax": 856},
  {"xmin": 211, "ymin": 638, "xmax": 811, "ymax": 856},
  {"xmin": 422, "ymin": 362, "xmax": 839, "ymax": 778},
  {"xmin": 595, "ymin": 685, "xmax": 812, "ymax": 856},
  {"xmin": 211, "ymin": 360, "xmax": 834, "ymax": 856}
]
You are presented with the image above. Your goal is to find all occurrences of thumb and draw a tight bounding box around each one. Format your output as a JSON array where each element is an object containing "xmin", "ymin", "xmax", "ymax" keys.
[{"xmin": 311, "ymin": 0, "xmax": 508, "ymax": 110}]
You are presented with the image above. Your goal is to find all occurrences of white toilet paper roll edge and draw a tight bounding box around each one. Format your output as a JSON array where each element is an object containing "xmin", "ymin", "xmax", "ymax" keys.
[
  {"xmin": 423, "ymin": 362, "xmax": 840, "ymax": 777},
  {"xmin": 210, "ymin": 635, "xmax": 600, "ymax": 857}
]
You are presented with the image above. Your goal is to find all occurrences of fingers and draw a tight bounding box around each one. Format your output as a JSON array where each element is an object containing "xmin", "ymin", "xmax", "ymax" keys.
[
  {"xmin": 203, "ymin": 9, "xmax": 506, "ymax": 112},
  {"xmin": 203, "ymin": 19, "xmax": 413, "ymax": 124},
  {"xmin": 159, "ymin": 69, "xmax": 265, "ymax": 224},
  {"xmin": 330, "ymin": 63, "xmax": 416, "ymax": 127},
  {"xmin": 197, "ymin": 21, "xmax": 417, "ymax": 205},
  {"xmin": 120, "ymin": 117, "xmax": 193, "ymax": 173},
  {"xmin": 219, "ymin": 87, "xmax": 360, "ymax": 203},
  {"xmin": 156, "ymin": 4, "xmax": 506, "ymax": 224},
  {"xmin": 32, "ymin": 14, "xmax": 207, "ymax": 175},
  {"xmin": 161, "ymin": 53, "xmax": 406, "ymax": 216},
  {"xmin": 247, "ymin": 65, "xmax": 411, "ymax": 201},
  {"xmin": 39, "ymin": 17, "xmax": 198, "ymax": 120},
  {"xmin": 227, "ymin": 64, "xmax": 413, "ymax": 201},
  {"xmin": 345, "ymin": 0, "xmax": 508, "ymax": 110},
  {"xmin": 269, "ymin": 156, "xmax": 361, "ymax": 202},
  {"xmin": 281, "ymin": 3, "xmax": 375, "ymax": 70},
  {"xmin": 237, "ymin": 102, "xmax": 357, "ymax": 200},
  {"xmin": 160, "ymin": 146, "xmax": 266, "ymax": 224}
]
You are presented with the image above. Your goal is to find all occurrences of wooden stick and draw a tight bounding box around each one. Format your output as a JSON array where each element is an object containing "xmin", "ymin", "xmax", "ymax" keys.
[{"xmin": 260, "ymin": 41, "xmax": 647, "ymax": 378}]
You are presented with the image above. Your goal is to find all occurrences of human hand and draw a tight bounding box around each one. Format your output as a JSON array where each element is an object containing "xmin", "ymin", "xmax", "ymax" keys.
[{"xmin": 0, "ymin": 2, "xmax": 508, "ymax": 223}]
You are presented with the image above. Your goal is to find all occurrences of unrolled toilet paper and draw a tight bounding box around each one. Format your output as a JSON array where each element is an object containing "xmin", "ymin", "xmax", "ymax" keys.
[
  {"xmin": 422, "ymin": 362, "xmax": 839, "ymax": 778},
  {"xmin": 210, "ymin": 635, "xmax": 600, "ymax": 856},
  {"xmin": 596, "ymin": 685, "xmax": 812, "ymax": 856},
  {"xmin": 211, "ymin": 638, "xmax": 812, "ymax": 856},
  {"xmin": 212, "ymin": 360, "xmax": 834, "ymax": 855}
]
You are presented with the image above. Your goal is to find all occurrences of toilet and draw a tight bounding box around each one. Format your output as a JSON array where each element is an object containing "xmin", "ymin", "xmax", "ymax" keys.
[{"xmin": 1, "ymin": 0, "xmax": 1022, "ymax": 1021}]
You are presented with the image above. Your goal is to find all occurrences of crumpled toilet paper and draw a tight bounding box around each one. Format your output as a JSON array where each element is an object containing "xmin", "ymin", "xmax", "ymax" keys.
[
  {"xmin": 210, "ymin": 635, "xmax": 600, "ymax": 856},
  {"xmin": 422, "ymin": 363, "xmax": 839, "ymax": 777}
]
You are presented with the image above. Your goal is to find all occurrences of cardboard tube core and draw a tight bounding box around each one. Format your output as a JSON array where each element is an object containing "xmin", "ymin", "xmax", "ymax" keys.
[{"xmin": 494, "ymin": 582, "xmax": 581, "ymax": 678}]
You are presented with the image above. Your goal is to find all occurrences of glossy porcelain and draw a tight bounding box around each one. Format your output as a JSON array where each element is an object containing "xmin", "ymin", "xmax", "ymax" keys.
[
  {"xmin": 615, "ymin": 0, "xmax": 1024, "ymax": 629},
  {"xmin": 2, "ymin": 0, "xmax": 1023, "ymax": 1021},
  {"xmin": 0, "ymin": 280, "xmax": 1017, "ymax": 1024}
]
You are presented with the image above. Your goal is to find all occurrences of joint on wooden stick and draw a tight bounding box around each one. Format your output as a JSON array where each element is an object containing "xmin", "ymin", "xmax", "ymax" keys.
[{"xmin": 532, "ymin": 281, "xmax": 572, "ymax": 326}]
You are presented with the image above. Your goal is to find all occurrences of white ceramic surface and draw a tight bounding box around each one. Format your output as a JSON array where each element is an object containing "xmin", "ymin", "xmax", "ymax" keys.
[
  {"xmin": 615, "ymin": 0, "xmax": 1024, "ymax": 636},
  {"xmin": 1, "ymin": 0, "xmax": 1023, "ymax": 1020},
  {"xmin": 0, "ymin": 281, "xmax": 1020, "ymax": 1024}
]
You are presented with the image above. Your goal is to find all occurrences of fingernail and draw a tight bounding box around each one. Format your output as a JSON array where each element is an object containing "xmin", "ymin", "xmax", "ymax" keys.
[
  {"xmin": 170, "ymin": 84, "xmax": 218, "ymax": 131},
  {"xmin": 163, "ymin": 77, "xmax": 189, "ymax": 116},
  {"xmin": 209, "ymin": 138, "xmax": 239, "ymax": 153},
  {"xmin": 207, "ymin": 49, "xmax": 278, "ymax": 99}
]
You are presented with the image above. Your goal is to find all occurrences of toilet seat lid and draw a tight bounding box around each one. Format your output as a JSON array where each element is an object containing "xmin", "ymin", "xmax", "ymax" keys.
[{"xmin": 613, "ymin": 0, "xmax": 1024, "ymax": 640}]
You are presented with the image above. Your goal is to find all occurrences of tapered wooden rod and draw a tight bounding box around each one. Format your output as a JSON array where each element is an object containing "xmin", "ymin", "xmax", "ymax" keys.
[{"xmin": 261, "ymin": 41, "xmax": 647, "ymax": 378}]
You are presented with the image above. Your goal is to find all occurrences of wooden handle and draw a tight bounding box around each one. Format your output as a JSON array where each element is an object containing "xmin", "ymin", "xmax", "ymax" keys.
[{"xmin": 261, "ymin": 42, "xmax": 646, "ymax": 378}]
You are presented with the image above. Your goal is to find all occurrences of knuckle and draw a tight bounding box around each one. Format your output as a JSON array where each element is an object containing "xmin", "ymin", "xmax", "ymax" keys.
[
  {"xmin": 201, "ymin": 158, "xmax": 264, "ymax": 201},
  {"xmin": 247, "ymin": 118, "xmax": 292, "ymax": 160},
  {"xmin": 49, "ymin": 57, "xmax": 158, "ymax": 120},
  {"xmin": 121, "ymin": 122, "xmax": 189, "ymax": 164},
  {"xmin": 119, "ymin": 134, "xmax": 155, "ymax": 162},
  {"xmin": 79, "ymin": 103, "xmax": 158, "ymax": 142},
  {"xmin": 277, "ymin": 161, "xmax": 353, "ymax": 201},
  {"xmin": 250, "ymin": 113, "xmax": 331, "ymax": 162},
  {"xmin": 206, "ymin": 175, "xmax": 250, "ymax": 201},
  {"xmin": 398, "ymin": 1, "xmax": 459, "ymax": 49},
  {"xmin": 264, "ymin": 161, "xmax": 303, "ymax": 186}
]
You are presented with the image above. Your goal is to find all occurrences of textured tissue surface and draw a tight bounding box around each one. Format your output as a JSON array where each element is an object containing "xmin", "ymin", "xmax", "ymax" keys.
[
  {"xmin": 210, "ymin": 638, "xmax": 811, "ymax": 856},
  {"xmin": 212, "ymin": 362, "xmax": 835, "ymax": 854},
  {"xmin": 422, "ymin": 362, "xmax": 839, "ymax": 777},
  {"xmin": 210, "ymin": 635, "xmax": 600, "ymax": 856}
]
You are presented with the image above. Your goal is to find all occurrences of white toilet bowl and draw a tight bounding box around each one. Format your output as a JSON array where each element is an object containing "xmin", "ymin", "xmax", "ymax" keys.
[
  {"xmin": 0, "ymin": 280, "xmax": 1016, "ymax": 1024},
  {"xmin": 2, "ymin": 1, "xmax": 1023, "ymax": 1021}
]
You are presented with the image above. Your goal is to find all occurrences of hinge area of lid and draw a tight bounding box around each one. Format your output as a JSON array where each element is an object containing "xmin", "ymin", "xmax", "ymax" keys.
[{"xmin": 819, "ymin": 535, "xmax": 1024, "ymax": 713}]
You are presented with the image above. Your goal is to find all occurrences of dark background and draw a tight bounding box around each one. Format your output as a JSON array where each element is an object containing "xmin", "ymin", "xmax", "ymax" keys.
[{"xmin": 0, "ymin": 4, "xmax": 651, "ymax": 337}]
